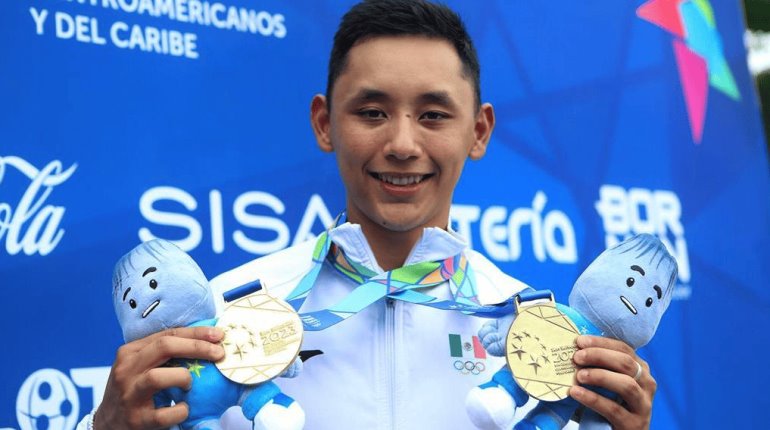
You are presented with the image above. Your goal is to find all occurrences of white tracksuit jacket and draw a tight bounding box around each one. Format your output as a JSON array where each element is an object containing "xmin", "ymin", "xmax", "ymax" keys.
[{"xmin": 214, "ymin": 223, "xmax": 577, "ymax": 430}]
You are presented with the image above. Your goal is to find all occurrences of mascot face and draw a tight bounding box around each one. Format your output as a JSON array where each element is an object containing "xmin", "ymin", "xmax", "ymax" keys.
[
  {"xmin": 568, "ymin": 234, "xmax": 678, "ymax": 349},
  {"xmin": 113, "ymin": 239, "xmax": 216, "ymax": 343}
]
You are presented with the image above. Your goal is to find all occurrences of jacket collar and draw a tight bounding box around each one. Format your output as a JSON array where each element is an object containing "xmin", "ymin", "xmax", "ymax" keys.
[{"xmin": 328, "ymin": 222, "xmax": 468, "ymax": 274}]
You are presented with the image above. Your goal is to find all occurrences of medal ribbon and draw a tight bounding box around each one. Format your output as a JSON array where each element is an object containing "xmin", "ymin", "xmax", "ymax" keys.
[{"xmin": 285, "ymin": 217, "xmax": 519, "ymax": 331}]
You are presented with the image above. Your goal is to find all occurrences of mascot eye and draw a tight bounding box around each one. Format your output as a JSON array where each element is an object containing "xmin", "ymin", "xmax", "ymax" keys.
[
  {"xmin": 645, "ymin": 297, "xmax": 653, "ymax": 307},
  {"xmin": 626, "ymin": 277, "xmax": 635, "ymax": 287},
  {"xmin": 150, "ymin": 279, "xmax": 157, "ymax": 289},
  {"xmin": 129, "ymin": 299, "xmax": 137, "ymax": 309}
]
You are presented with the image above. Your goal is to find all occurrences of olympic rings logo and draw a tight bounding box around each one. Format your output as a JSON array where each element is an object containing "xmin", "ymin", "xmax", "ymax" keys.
[{"xmin": 453, "ymin": 360, "xmax": 486, "ymax": 375}]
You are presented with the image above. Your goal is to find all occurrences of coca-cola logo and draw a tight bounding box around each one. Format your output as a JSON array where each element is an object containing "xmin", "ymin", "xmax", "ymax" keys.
[{"xmin": 0, "ymin": 156, "xmax": 77, "ymax": 256}]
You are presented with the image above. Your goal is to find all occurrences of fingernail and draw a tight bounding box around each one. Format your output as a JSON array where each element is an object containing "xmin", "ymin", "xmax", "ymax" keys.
[
  {"xmin": 212, "ymin": 344, "xmax": 225, "ymax": 359},
  {"xmin": 210, "ymin": 328, "xmax": 224, "ymax": 340},
  {"xmin": 573, "ymin": 350, "xmax": 585, "ymax": 362},
  {"xmin": 571, "ymin": 386, "xmax": 586, "ymax": 398},
  {"xmin": 576, "ymin": 336, "xmax": 590, "ymax": 348},
  {"xmin": 578, "ymin": 369, "xmax": 589, "ymax": 382}
]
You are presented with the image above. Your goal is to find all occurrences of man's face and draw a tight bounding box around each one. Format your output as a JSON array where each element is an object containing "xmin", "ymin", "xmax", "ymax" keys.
[{"xmin": 312, "ymin": 36, "xmax": 494, "ymax": 235}]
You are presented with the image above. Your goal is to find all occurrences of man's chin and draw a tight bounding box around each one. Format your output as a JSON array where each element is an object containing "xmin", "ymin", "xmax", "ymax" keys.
[
  {"xmin": 374, "ymin": 210, "xmax": 444, "ymax": 233},
  {"xmin": 377, "ymin": 220, "xmax": 418, "ymax": 232},
  {"xmin": 346, "ymin": 202, "xmax": 447, "ymax": 233}
]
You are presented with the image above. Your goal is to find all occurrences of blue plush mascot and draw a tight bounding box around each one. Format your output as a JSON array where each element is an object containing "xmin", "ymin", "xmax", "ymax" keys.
[
  {"xmin": 112, "ymin": 239, "xmax": 305, "ymax": 430},
  {"xmin": 465, "ymin": 234, "xmax": 677, "ymax": 430}
]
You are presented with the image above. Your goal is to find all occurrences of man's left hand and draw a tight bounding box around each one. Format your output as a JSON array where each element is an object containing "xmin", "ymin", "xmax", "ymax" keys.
[{"xmin": 569, "ymin": 335, "xmax": 655, "ymax": 430}]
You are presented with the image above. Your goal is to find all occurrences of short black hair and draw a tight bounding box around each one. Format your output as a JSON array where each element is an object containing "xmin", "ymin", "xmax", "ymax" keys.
[{"xmin": 326, "ymin": 0, "xmax": 481, "ymax": 110}]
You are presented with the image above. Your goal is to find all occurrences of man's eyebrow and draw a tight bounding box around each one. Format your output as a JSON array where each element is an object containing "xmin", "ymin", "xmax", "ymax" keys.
[
  {"xmin": 351, "ymin": 88, "xmax": 389, "ymax": 104},
  {"xmin": 122, "ymin": 287, "xmax": 131, "ymax": 302},
  {"xmin": 418, "ymin": 91, "xmax": 455, "ymax": 108},
  {"xmin": 143, "ymin": 267, "xmax": 157, "ymax": 277},
  {"xmin": 630, "ymin": 265, "xmax": 645, "ymax": 276}
]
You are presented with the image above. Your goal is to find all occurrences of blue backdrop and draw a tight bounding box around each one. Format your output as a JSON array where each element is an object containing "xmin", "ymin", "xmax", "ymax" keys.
[{"xmin": 2, "ymin": 0, "xmax": 769, "ymax": 429}]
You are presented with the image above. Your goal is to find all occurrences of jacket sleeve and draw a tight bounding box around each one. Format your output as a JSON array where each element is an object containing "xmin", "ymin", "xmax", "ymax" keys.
[{"xmin": 75, "ymin": 410, "xmax": 95, "ymax": 430}]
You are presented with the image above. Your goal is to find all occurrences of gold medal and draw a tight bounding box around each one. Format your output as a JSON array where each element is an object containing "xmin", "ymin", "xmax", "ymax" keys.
[
  {"xmin": 506, "ymin": 295, "xmax": 580, "ymax": 401},
  {"xmin": 215, "ymin": 290, "xmax": 303, "ymax": 385}
]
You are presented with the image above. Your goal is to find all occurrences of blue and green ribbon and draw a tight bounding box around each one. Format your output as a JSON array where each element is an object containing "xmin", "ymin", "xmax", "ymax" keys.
[{"xmin": 285, "ymin": 215, "xmax": 520, "ymax": 331}]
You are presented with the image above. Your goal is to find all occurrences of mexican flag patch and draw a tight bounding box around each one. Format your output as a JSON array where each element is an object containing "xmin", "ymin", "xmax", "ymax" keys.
[{"xmin": 448, "ymin": 334, "xmax": 486, "ymax": 359}]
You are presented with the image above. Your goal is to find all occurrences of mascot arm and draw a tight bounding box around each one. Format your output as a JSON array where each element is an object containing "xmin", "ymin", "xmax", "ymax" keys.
[
  {"xmin": 239, "ymin": 382, "xmax": 282, "ymax": 421},
  {"xmin": 514, "ymin": 399, "xmax": 578, "ymax": 430},
  {"xmin": 479, "ymin": 313, "xmax": 516, "ymax": 357},
  {"xmin": 279, "ymin": 357, "xmax": 303, "ymax": 379}
]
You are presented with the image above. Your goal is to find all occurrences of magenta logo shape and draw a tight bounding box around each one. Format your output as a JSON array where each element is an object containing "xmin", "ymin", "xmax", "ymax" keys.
[{"xmin": 637, "ymin": 0, "xmax": 740, "ymax": 143}]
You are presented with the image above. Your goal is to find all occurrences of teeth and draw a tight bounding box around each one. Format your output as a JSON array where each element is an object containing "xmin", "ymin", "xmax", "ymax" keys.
[{"xmin": 377, "ymin": 174, "xmax": 425, "ymax": 185}]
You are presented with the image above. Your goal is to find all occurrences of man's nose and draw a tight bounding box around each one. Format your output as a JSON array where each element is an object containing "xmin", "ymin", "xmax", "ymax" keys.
[{"xmin": 384, "ymin": 115, "xmax": 423, "ymax": 160}]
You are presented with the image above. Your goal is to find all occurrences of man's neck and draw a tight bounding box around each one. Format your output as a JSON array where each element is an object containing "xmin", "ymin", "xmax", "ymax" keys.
[
  {"xmin": 358, "ymin": 223, "xmax": 424, "ymax": 271},
  {"xmin": 343, "ymin": 206, "xmax": 452, "ymax": 271}
]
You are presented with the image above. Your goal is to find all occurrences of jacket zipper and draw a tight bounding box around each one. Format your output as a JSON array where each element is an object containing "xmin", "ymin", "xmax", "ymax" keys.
[{"xmin": 385, "ymin": 298, "xmax": 396, "ymax": 429}]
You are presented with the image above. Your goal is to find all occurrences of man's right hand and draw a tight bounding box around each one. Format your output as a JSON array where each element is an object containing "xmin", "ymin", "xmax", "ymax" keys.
[{"xmin": 94, "ymin": 326, "xmax": 225, "ymax": 430}]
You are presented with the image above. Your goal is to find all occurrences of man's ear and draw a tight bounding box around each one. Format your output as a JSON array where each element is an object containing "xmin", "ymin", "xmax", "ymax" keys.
[
  {"xmin": 469, "ymin": 103, "xmax": 495, "ymax": 160},
  {"xmin": 311, "ymin": 94, "xmax": 333, "ymax": 152}
]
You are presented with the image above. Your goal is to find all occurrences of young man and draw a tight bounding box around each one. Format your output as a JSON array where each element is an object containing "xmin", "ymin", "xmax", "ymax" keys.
[{"xmin": 86, "ymin": 1, "xmax": 657, "ymax": 429}]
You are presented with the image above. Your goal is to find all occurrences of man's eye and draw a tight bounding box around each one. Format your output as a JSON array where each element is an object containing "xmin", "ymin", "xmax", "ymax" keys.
[
  {"xmin": 420, "ymin": 111, "xmax": 446, "ymax": 121},
  {"xmin": 358, "ymin": 109, "xmax": 385, "ymax": 119}
]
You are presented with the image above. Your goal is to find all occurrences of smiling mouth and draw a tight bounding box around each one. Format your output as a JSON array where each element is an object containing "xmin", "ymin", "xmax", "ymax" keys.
[
  {"xmin": 371, "ymin": 172, "xmax": 433, "ymax": 186},
  {"xmin": 620, "ymin": 296, "xmax": 637, "ymax": 315},
  {"xmin": 142, "ymin": 300, "xmax": 160, "ymax": 318}
]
